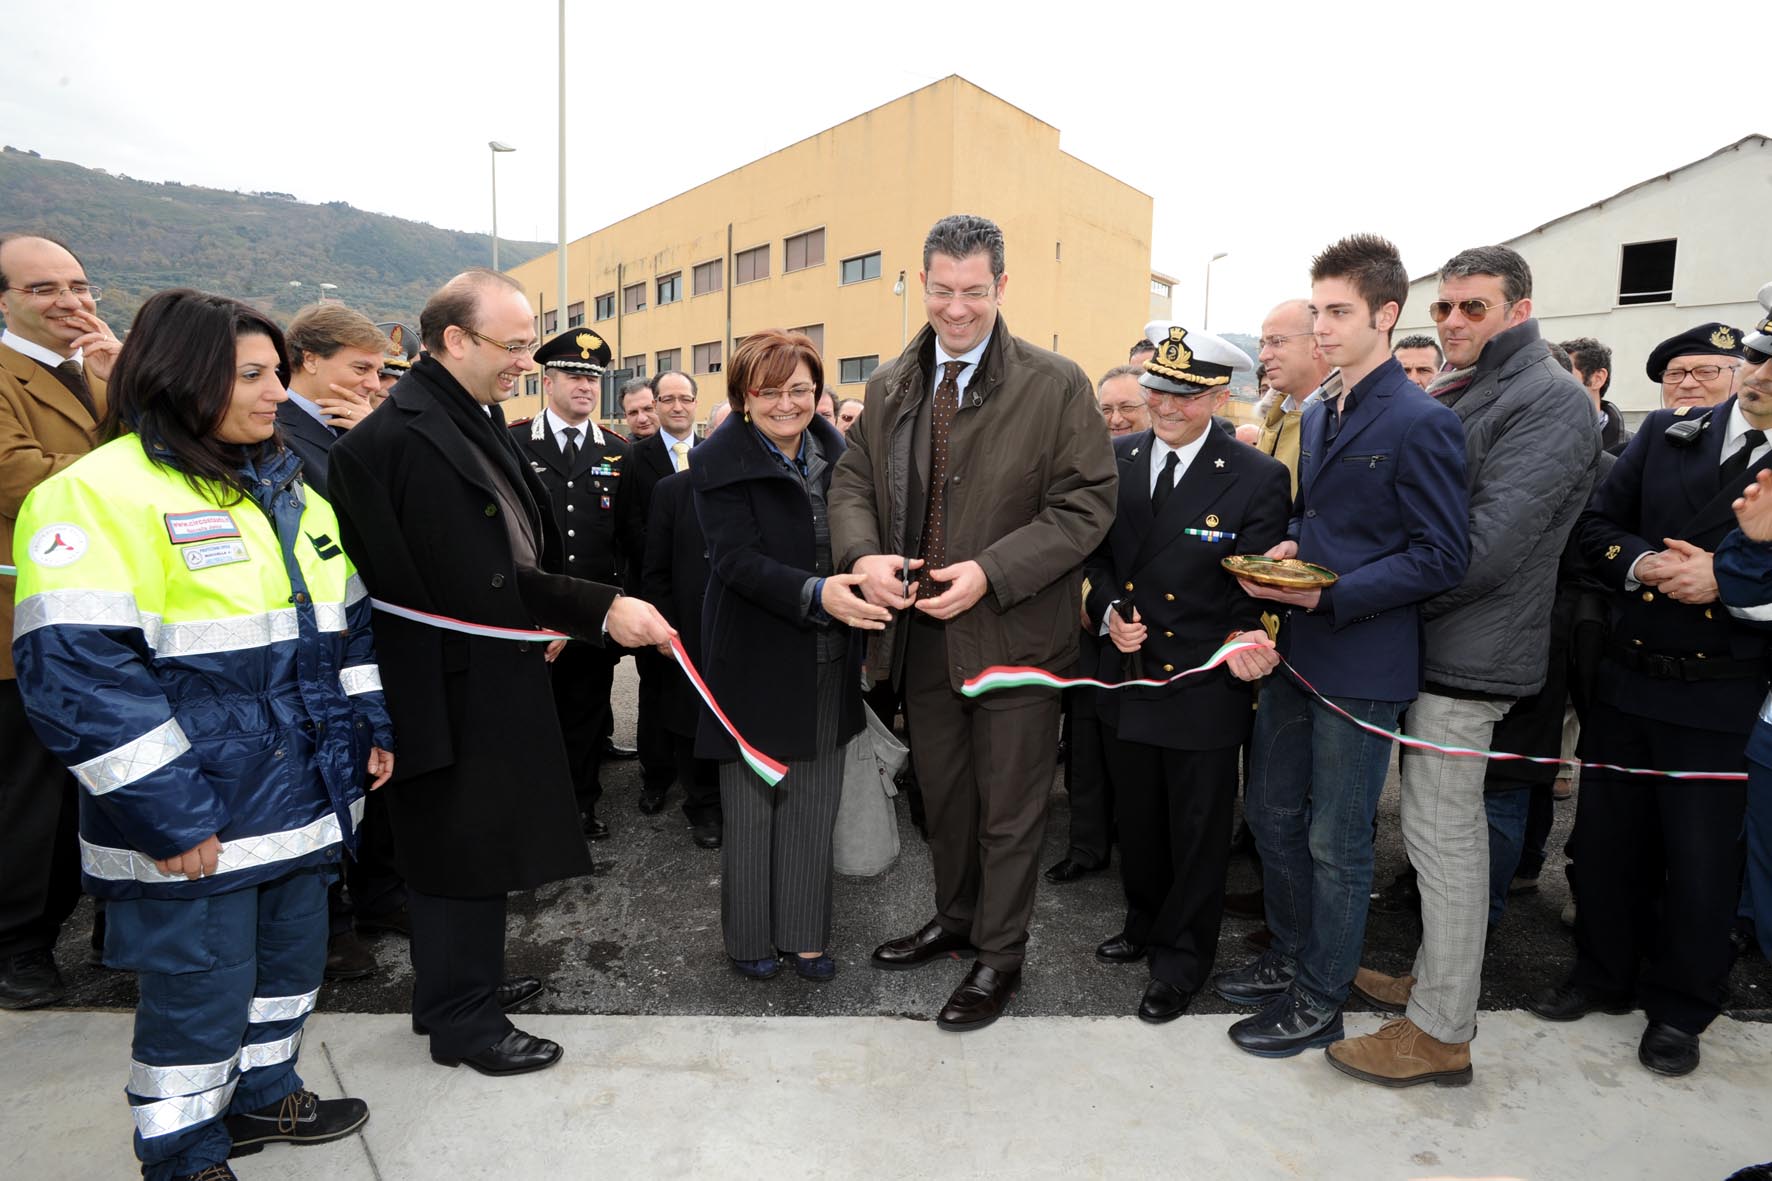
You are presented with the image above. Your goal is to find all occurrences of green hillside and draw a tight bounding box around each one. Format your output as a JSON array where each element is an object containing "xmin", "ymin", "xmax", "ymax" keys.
[{"xmin": 1, "ymin": 146, "xmax": 550, "ymax": 332}]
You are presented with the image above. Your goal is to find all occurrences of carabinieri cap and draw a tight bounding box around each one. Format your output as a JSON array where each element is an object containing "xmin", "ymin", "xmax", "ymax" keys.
[{"xmin": 533, "ymin": 328, "xmax": 612, "ymax": 376}]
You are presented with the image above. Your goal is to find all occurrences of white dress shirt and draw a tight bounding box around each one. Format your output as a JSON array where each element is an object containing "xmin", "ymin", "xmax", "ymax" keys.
[
  {"xmin": 933, "ymin": 331, "xmax": 993, "ymax": 404},
  {"xmin": 543, "ymin": 406, "xmax": 603, "ymax": 452},
  {"xmin": 1147, "ymin": 427, "xmax": 1212, "ymax": 498},
  {"xmin": 1, "ymin": 328, "xmax": 77, "ymax": 369}
]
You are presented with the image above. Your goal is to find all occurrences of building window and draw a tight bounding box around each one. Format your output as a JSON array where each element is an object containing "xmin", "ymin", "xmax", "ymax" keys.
[
  {"xmin": 839, "ymin": 355, "xmax": 879, "ymax": 384},
  {"xmin": 735, "ymin": 245, "xmax": 769, "ymax": 284},
  {"xmin": 840, "ymin": 253, "xmax": 881, "ymax": 285},
  {"xmin": 693, "ymin": 259, "xmax": 722, "ymax": 295},
  {"xmin": 601, "ymin": 378, "xmax": 624, "ymax": 422},
  {"xmin": 693, "ymin": 341, "xmax": 722, "ymax": 374},
  {"xmin": 594, "ymin": 292, "xmax": 615, "ymax": 320},
  {"xmin": 566, "ymin": 301, "xmax": 584, "ymax": 328},
  {"xmin": 788, "ymin": 323, "xmax": 824, "ymax": 354},
  {"xmin": 1056, "ymin": 241, "xmax": 1062, "ymax": 261},
  {"xmin": 1150, "ymin": 279, "xmax": 1171, "ymax": 298},
  {"xmin": 525, "ymin": 374, "xmax": 540, "ymax": 398},
  {"xmin": 622, "ymin": 283, "xmax": 646, "ymax": 314},
  {"xmin": 623, "ymin": 355, "xmax": 646, "ymax": 379},
  {"xmin": 656, "ymin": 348, "xmax": 680, "ymax": 374},
  {"xmin": 543, "ymin": 309, "xmax": 558, "ymax": 334},
  {"xmin": 784, "ymin": 229, "xmax": 825, "ymax": 273},
  {"xmin": 1618, "ymin": 239, "xmax": 1676, "ymax": 306},
  {"xmin": 657, "ymin": 272, "xmax": 681, "ymax": 306}
]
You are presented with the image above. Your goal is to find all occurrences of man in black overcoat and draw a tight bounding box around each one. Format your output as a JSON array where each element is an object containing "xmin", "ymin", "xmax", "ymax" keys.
[{"xmin": 328, "ymin": 269, "xmax": 673, "ymax": 1077}]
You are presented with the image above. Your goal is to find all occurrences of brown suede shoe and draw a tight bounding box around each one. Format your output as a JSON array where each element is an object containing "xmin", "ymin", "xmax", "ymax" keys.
[
  {"xmin": 1325, "ymin": 1017, "xmax": 1472, "ymax": 1087},
  {"xmin": 1350, "ymin": 966, "xmax": 1415, "ymax": 1014}
]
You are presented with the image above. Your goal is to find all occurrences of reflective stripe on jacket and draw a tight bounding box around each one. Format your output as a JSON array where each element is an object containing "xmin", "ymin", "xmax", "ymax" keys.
[{"xmin": 10, "ymin": 436, "xmax": 393, "ymax": 899}]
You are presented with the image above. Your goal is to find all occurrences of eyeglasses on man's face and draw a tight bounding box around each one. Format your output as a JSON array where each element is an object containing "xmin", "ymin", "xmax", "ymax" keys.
[
  {"xmin": 6, "ymin": 282, "xmax": 101, "ymax": 302},
  {"xmin": 1428, "ymin": 298, "xmax": 1512, "ymax": 323},
  {"xmin": 1258, "ymin": 332, "xmax": 1315, "ymax": 351},
  {"xmin": 461, "ymin": 327, "xmax": 537, "ymax": 357},
  {"xmin": 1659, "ymin": 364, "xmax": 1738, "ymax": 386},
  {"xmin": 923, "ymin": 286, "xmax": 997, "ymax": 305}
]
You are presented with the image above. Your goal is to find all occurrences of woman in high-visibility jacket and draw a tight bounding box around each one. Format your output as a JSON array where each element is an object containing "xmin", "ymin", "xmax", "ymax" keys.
[{"xmin": 11, "ymin": 289, "xmax": 394, "ymax": 1181}]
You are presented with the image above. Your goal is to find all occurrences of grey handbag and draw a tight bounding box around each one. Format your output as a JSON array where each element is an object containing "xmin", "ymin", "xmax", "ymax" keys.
[{"xmin": 832, "ymin": 704, "xmax": 908, "ymax": 876}]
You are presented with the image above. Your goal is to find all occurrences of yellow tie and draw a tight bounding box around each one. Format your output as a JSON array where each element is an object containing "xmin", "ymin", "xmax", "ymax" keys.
[{"xmin": 673, "ymin": 441, "xmax": 690, "ymax": 471}]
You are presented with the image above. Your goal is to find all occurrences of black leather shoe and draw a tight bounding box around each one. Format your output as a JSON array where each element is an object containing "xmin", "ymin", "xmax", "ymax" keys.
[
  {"xmin": 432, "ymin": 1028, "xmax": 562, "ymax": 1076},
  {"xmin": 937, "ymin": 962, "xmax": 1020, "ymax": 1031},
  {"xmin": 412, "ymin": 977, "xmax": 545, "ymax": 1034},
  {"xmin": 691, "ymin": 818, "xmax": 723, "ymax": 849},
  {"xmin": 581, "ymin": 812, "xmax": 610, "ymax": 840},
  {"xmin": 0, "ymin": 949, "xmax": 64, "ymax": 1010},
  {"xmin": 638, "ymin": 788, "xmax": 669, "ymax": 815},
  {"xmin": 1222, "ymin": 888, "xmax": 1265, "ymax": 921},
  {"xmin": 1043, "ymin": 857, "xmax": 1103, "ymax": 884},
  {"xmin": 354, "ymin": 902, "xmax": 412, "ymax": 939},
  {"xmin": 323, "ymin": 931, "xmax": 377, "ymax": 981},
  {"xmin": 1227, "ymin": 988, "xmax": 1344, "ymax": 1057},
  {"xmin": 1638, "ymin": 1022, "xmax": 1700, "ymax": 1076},
  {"xmin": 1369, "ymin": 869, "xmax": 1421, "ymax": 915},
  {"xmin": 871, "ymin": 920, "xmax": 976, "ymax": 971},
  {"xmin": 1526, "ymin": 979, "xmax": 1632, "ymax": 1023},
  {"xmin": 225, "ymin": 1088, "xmax": 368, "ymax": 1155},
  {"xmin": 175, "ymin": 1164, "xmax": 238, "ymax": 1180},
  {"xmin": 601, "ymin": 740, "xmax": 639, "ymax": 760},
  {"xmin": 1094, "ymin": 934, "xmax": 1146, "ymax": 964},
  {"xmin": 1138, "ymin": 979, "xmax": 1192, "ymax": 1024},
  {"xmin": 1211, "ymin": 950, "xmax": 1297, "ymax": 1007}
]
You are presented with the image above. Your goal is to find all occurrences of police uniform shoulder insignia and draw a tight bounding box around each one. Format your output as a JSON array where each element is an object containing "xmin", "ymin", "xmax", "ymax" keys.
[{"xmin": 1711, "ymin": 326, "xmax": 1737, "ymax": 350}]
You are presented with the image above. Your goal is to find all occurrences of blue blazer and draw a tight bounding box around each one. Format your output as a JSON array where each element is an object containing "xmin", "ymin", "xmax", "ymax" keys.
[{"xmin": 1282, "ymin": 359, "xmax": 1470, "ymax": 702}]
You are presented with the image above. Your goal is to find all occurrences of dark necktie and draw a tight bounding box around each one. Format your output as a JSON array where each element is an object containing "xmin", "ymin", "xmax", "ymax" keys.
[
  {"xmin": 561, "ymin": 425, "xmax": 580, "ymax": 469},
  {"xmin": 53, "ymin": 358, "xmax": 97, "ymax": 419},
  {"xmin": 1720, "ymin": 428, "xmax": 1767, "ymax": 490},
  {"xmin": 917, "ymin": 360, "xmax": 969, "ymax": 597},
  {"xmin": 1151, "ymin": 450, "xmax": 1179, "ymax": 514}
]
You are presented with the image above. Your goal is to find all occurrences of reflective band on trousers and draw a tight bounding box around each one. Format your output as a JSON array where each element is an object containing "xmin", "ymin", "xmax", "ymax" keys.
[
  {"xmin": 338, "ymin": 663, "xmax": 382, "ymax": 697},
  {"xmin": 81, "ymin": 797, "xmax": 365, "ymax": 883},
  {"xmin": 247, "ymin": 986, "xmax": 319, "ymax": 1023},
  {"xmin": 71, "ymin": 718, "xmax": 191, "ymax": 796},
  {"xmin": 129, "ymin": 1053, "xmax": 236, "ymax": 1100},
  {"xmin": 12, "ymin": 589, "xmax": 351, "ymax": 656},
  {"xmin": 239, "ymin": 1028, "xmax": 302, "ymax": 1071},
  {"xmin": 132, "ymin": 1079, "xmax": 237, "ymax": 1139}
]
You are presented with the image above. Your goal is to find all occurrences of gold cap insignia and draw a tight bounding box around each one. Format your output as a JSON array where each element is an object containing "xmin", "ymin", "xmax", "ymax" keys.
[
  {"xmin": 1711, "ymin": 326, "xmax": 1737, "ymax": 350},
  {"xmin": 1160, "ymin": 326, "xmax": 1193, "ymax": 370},
  {"xmin": 576, "ymin": 332, "xmax": 605, "ymax": 360},
  {"xmin": 388, "ymin": 325, "xmax": 403, "ymax": 347},
  {"xmin": 1759, "ymin": 315, "xmax": 1772, "ymax": 335},
  {"xmin": 1205, "ymin": 514, "xmax": 1220, "ymax": 528}
]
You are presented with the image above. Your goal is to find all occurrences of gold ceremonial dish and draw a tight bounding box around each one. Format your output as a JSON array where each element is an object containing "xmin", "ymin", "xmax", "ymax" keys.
[{"xmin": 1220, "ymin": 555, "xmax": 1340, "ymax": 589}]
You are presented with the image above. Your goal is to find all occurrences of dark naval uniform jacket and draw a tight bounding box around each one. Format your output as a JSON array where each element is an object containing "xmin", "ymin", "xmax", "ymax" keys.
[
  {"xmin": 509, "ymin": 410, "xmax": 640, "ymax": 586},
  {"xmin": 1084, "ymin": 425, "xmax": 1291, "ymax": 750},
  {"xmin": 1575, "ymin": 396, "xmax": 1772, "ymax": 734}
]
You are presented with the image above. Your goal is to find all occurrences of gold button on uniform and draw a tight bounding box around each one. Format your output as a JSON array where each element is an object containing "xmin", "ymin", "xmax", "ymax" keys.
[
  {"xmin": 1163, "ymin": 663, "xmax": 1175, "ymax": 673},
  {"xmin": 1125, "ymin": 581, "xmax": 1134, "ymax": 591},
  {"xmin": 1642, "ymin": 591, "xmax": 1655, "ymax": 602},
  {"xmin": 1164, "ymin": 630, "xmax": 1174, "ymax": 638},
  {"xmin": 1165, "ymin": 593, "xmax": 1176, "ymax": 601}
]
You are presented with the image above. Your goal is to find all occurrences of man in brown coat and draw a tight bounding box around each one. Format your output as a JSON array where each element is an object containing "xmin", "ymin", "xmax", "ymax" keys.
[
  {"xmin": 0, "ymin": 233, "xmax": 118, "ymax": 1008},
  {"xmin": 829, "ymin": 214, "xmax": 1117, "ymax": 1030}
]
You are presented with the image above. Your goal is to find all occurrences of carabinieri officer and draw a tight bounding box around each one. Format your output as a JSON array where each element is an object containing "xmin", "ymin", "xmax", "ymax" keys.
[{"xmin": 1082, "ymin": 323, "xmax": 1291, "ymax": 1023}]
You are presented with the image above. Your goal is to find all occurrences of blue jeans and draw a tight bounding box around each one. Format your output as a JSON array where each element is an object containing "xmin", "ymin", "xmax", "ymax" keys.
[
  {"xmin": 1485, "ymin": 787, "xmax": 1531, "ymax": 927},
  {"xmin": 1748, "ymin": 759, "xmax": 1772, "ymax": 960},
  {"xmin": 1246, "ymin": 673, "xmax": 1406, "ymax": 1008}
]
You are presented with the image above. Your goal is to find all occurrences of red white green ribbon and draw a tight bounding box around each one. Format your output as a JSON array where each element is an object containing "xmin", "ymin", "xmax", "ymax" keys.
[
  {"xmin": 0, "ymin": 564, "xmax": 15, "ymax": 577},
  {"xmin": 370, "ymin": 598, "xmax": 787, "ymax": 787},
  {"xmin": 964, "ymin": 642, "xmax": 1749, "ymax": 782}
]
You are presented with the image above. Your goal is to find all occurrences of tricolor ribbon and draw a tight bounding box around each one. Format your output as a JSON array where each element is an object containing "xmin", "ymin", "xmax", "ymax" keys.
[
  {"xmin": 369, "ymin": 599, "xmax": 787, "ymax": 787},
  {"xmin": 0, "ymin": 564, "xmax": 15, "ymax": 577},
  {"xmin": 964, "ymin": 642, "xmax": 1749, "ymax": 782}
]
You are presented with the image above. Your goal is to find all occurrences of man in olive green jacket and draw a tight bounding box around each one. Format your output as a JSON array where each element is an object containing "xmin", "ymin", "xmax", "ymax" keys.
[{"xmin": 829, "ymin": 214, "xmax": 1116, "ymax": 1032}]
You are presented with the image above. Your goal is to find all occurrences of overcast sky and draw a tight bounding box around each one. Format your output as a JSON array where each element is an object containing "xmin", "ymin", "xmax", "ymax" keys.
[{"xmin": 5, "ymin": 0, "xmax": 1763, "ymax": 333}]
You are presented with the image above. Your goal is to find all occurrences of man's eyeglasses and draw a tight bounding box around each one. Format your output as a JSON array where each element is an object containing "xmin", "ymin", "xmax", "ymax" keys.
[
  {"xmin": 924, "ymin": 287, "xmax": 996, "ymax": 305},
  {"xmin": 750, "ymin": 383, "xmax": 817, "ymax": 403},
  {"xmin": 1258, "ymin": 332, "xmax": 1315, "ymax": 350},
  {"xmin": 1146, "ymin": 387, "xmax": 1215, "ymax": 403},
  {"xmin": 6, "ymin": 283, "xmax": 101, "ymax": 301},
  {"xmin": 461, "ymin": 327, "xmax": 537, "ymax": 357},
  {"xmin": 1428, "ymin": 298, "xmax": 1512, "ymax": 323},
  {"xmin": 1660, "ymin": 364, "xmax": 1738, "ymax": 385}
]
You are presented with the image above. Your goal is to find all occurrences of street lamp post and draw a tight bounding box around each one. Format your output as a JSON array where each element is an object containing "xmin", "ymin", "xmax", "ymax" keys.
[
  {"xmin": 1203, "ymin": 251, "xmax": 1228, "ymax": 331},
  {"xmin": 489, "ymin": 140, "xmax": 516, "ymax": 270}
]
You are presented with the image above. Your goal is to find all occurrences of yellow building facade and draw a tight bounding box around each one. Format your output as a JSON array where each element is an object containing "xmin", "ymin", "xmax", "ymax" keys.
[{"xmin": 504, "ymin": 76, "xmax": 1156, "ymax": 427}]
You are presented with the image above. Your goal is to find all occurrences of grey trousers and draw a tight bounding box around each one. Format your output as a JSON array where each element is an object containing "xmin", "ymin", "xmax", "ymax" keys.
[
  {"xmin": 719, "ymin": 657, "xmax": 846, "ymax": 960},
  {"xmin": 1399, "ymin": 691, "xmax": 1513, "ymax": 1043}
]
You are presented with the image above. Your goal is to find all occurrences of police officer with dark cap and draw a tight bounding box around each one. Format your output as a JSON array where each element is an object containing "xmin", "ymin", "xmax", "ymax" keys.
[
  {"xmin": 1646, "ymin": 320, "xmax": 1749, "ymax": 411},
  {"xmin": 1533, "ymin": 316, "xmax": 1767, "ymax": 1077},
  {"xmin": 511, "ymin": 328, "xmax": 642, "ymax": 839},
  {"xmin": 374, "ymin": 321, "xmax": 420, "ymax": 405}
]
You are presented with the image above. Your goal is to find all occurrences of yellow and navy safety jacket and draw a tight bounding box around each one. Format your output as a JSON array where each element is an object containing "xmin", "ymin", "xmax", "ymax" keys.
[{"xmin": 10, "ymin": 436, "xmax": 393, "ymax": 900}]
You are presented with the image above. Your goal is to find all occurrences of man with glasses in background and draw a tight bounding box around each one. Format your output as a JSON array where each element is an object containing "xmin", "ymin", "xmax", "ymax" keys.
[
  {"xmin": 328, "ymin": 268, "xmax": 673, "ymax": 1077},
  {"xmin": 0, "ymin": 234, "xmax": 118, "ymax": 1009},
  {"xmin": 831, "ymin": 214, "xmax": 1116, "ymax": 1031},
  {"xmin": 1255, "ymin": 299, "xmax": 1329, "ymax": 500},
  {"xmin": 1648, "ymin": 323, "xmax": 1748, "ymax": 410}
]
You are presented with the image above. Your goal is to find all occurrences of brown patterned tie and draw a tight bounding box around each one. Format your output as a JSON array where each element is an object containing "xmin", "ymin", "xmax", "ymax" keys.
[{"xmin": 917, "ymin": 360, "xmax": 968, "ymax": 598}]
